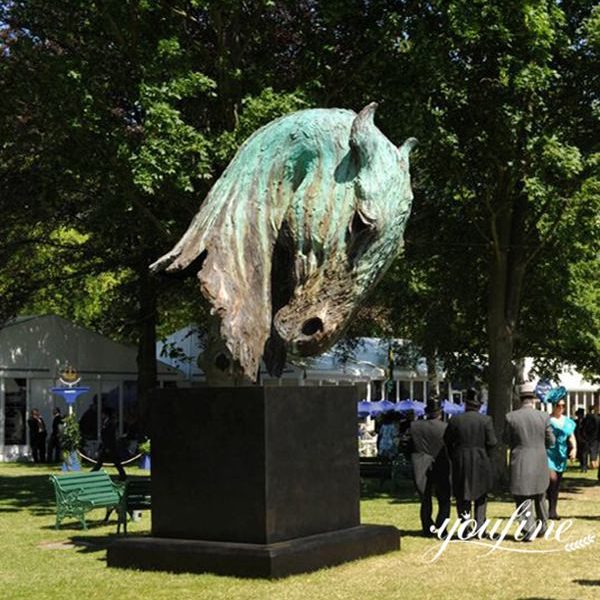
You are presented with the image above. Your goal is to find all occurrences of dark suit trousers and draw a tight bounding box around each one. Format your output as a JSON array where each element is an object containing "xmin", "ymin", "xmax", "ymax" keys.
[
  {"xmin": 419, "ymin": 479, "xmax": 451, "ymax": 535},
  {"xmin": 456, "ymin": 495, "xmax": 487, "ymax": 529},
  {"xmin": 514, "ymin": 494, "xmax": 548, "ymax": 538},
  {"xmin": 91, "ymin": 448, "xmax": 126, "ymax": 480},
  {"xmin": 47, "ymin": 435, "xmax": 61, "ymax": 463},
  {"xmin": 31, "ymin": 435, "xmax": 46, "ymax": 463}
]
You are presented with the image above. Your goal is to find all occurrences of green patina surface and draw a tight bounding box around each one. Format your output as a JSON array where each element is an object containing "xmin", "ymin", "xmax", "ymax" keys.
[{"xmin": 152, "ymin": 103, "xmax": 416, "ymax": 381}]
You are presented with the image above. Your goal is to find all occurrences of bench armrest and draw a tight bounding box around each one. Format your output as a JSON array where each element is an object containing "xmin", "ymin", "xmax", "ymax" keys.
[{"xmin": 57, "ymin": 487, "xmax": 92, "ymax": 510}]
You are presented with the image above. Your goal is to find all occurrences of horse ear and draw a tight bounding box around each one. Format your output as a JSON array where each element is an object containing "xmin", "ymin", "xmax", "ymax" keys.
[
  {"xmin": 350, "ymin": 102, "xmax": 379, "ymax": 167},
  {"xmin": 399, "ymin": 137, "xmax": 418, "ymax": 159}
]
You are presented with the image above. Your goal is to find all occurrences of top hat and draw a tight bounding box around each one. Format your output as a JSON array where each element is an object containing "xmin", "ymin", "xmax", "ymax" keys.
[
  {"xmin": 519, "ymin": 381, "xmax": 537, "ymax": 399},
  {"xmin": 465, "ymin": 388, "xmax": 481, "ymax": 410},
  {"xmin": 426, "ymin": 397, "xmax": 441, "ymax": 415}
]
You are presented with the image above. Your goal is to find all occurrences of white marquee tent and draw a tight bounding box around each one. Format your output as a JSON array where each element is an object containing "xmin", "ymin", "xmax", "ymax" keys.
[
  {"xmin": 157, "ymin": 326, "xmax": 598, "ymax": 410},
  {"xmin": 0, "ymin": 315, "xmax": 182, "ymax": 461}
]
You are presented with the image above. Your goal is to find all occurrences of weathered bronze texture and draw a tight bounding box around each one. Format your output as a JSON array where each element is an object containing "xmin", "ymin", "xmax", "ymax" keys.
[{"xmin": 151, "ymin": 103, "xmax": 416, "ymax": 380}]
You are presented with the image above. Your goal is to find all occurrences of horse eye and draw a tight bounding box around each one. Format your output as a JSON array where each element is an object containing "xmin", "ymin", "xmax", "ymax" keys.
[
  {"xmin": 350, "ymin": 211, "xmax": 373, "ymax": 236},
  {"xmin": 347, "ymin": 210, "xmax": 377, "ymax": 263}
]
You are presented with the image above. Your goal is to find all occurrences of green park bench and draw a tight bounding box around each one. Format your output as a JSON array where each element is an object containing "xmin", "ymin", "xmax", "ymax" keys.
[
  {"xmin": 49, "ymin": 470, "xmax": 124, "ymax": 530},
  {"xmin": 117, "ymin": 477, "xmax": 152, "ymax": 535},
  {"xmin": 359, "ymin": 456, "xmax": 393, "ymax": 488}
]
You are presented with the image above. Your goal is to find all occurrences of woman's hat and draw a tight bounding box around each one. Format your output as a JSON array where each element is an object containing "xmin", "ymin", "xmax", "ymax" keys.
[{"xmin": 544, "ymin": 386, "xmax": 567, "ymax": 405}]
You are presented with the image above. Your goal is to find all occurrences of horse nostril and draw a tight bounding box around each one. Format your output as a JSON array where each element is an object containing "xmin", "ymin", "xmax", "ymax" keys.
[
  {"xmin": 214, "ymin": 353, "xmax": 230, "ymax": 371},
  {"xmin": 301, "ymin": 317, "xmax": 324, "ymax": 336}
]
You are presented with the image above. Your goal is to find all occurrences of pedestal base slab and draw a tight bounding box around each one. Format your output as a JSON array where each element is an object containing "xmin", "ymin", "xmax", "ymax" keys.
[{"xmin": 107, "ymin": 524, "xmax": 400, "ymax": 579}]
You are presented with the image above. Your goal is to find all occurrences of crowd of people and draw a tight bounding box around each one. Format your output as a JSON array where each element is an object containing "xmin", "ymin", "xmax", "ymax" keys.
[
  {"xmin": 27, "ymin": 407, "xmax": 64, "ymax": 464},
  {"xmin": 27, "ymin": 400, "xmax": 141, "ymax": 481},
  {"xmin": 369, "ymin": 385, "xmax": 600, "ymax": 540}
]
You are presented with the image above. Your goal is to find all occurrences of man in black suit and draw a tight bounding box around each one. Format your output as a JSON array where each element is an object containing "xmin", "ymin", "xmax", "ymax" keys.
[
  {"xmin": 503, "ymin": 383, "xmax": 555, "ymax": 541},
  {"xmin": 444, "ymin": 389, "xmax": 497, "ymax": 529},
  {"xmin": 582, "ymin": 406, "xmax": 600, "ymax": 472},
  {"xmin": 48, "ymin": 407, "xmax": 64, "ymax": 463},
  {"xmin": 27, "ymin": 408, "xmax": 47, "ymax": 463},
  {"xmin": 91, "ymin": 407, "xmax": 126, "ymax": 480},
  {"xmin": 409, "ymin": 397, "xmax": 451, "ymax": 536}
]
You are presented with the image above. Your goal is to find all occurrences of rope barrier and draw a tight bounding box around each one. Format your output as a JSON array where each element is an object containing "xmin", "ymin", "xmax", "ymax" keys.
[{"xmin": 76, "ymin": 449, "xmax": 144, "ymax": 466}]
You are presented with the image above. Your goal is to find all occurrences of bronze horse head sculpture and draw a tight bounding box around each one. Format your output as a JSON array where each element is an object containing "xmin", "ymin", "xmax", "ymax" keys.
[{"xmin": 151, "ymin": 103, "xmax": 416, "ymax": 381}]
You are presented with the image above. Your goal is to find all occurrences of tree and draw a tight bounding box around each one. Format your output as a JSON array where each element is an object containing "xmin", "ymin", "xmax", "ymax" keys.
[
  {"xmin": 0, "ymin": 1, "xmax": 312, "ymax": 412},
  {"xmin": 1, "ymin": 1, "xmax": 216, "ymax": 418},
  {"xmin": 370, "ymin": 1, "xmax": 600, "ymax": 468}
]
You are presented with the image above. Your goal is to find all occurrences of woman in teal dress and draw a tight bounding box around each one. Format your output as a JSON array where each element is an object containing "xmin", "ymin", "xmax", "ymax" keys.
[{"xmin": 545, "ymin": 387, "xmax": 577, "ymax": 519}]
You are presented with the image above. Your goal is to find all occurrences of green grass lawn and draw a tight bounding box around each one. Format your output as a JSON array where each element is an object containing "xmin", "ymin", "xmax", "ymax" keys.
[{"xmin": 0, "ymin": 462, "xmax": 598, "ymax": 600}]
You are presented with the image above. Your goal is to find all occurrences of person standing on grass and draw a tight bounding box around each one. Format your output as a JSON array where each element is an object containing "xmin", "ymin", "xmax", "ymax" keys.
[
  {"xmin": 581, "ymin": 406, "xmax": 600, "ymax": 472},
  {"xmin": 503, "ymin": 383, "xmax": 555, "ymax": 541},
  {"xmin": 545, "ymin": 386, "xmax": 577, "ymax": 520},
  {"xmin": 444, "ymin": 388, "xmax": 497, "ymax": 529},
  {"xmin": 377, "ymin": 411, "xmax": 398, "ymax": 460},
  {"xmin": 91, "ymin": 406, "xmax": 126, "ymax": 480},
  {"xmin": 408, "ymin": 396, "xmax": 451, "ymax": 537},
  {"xmin": 47, "ymin": 407, "xmax": 64, "ymax": 463},
  {"xmin": 574, "ymin": 408, "xmax": 588, "ymax": 472},
  {"xmin": 27, "ymin": 408, "xmax": 47, "ymax": 463}
]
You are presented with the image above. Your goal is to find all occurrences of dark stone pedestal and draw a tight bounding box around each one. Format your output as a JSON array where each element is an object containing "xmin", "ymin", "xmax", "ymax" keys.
[
  {"xmin": 107, "ymin": 524, "xmax": 400, "ymax": 578},
  {"xmin": 107, "ymin": 386, "xmax": 400, "ymax": 578}
]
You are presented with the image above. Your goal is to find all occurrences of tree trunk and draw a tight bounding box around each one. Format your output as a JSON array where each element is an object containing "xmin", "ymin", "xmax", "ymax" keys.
[
  {"xmin": 425, "ymin": 348, "xmax": 439, "ymax": 396},
  {"xmin": 487, "ymin": 295, "xmax": 514, "ymax": 487},
  {"xmin": 136, "ymin": 261, "xmax": 158, "ymax": 437},
  {"xmin": 486, "ymin": 179, "xmax": 529, "ymax": 488}
]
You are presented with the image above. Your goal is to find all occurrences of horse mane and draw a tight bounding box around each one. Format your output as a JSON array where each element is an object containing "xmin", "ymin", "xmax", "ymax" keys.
[{"xmin": 150, "ymin": 108, "xmax": 358, "ymax": 378}]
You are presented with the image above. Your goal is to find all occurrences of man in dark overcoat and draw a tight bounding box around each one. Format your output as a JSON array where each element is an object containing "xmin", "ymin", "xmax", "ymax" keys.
[
  {"xmin": 409, "ymin": 397, "xmax": 451, "ymax": 536},
  {"xmin": 91, "ymin": 407, "xmax": 126, "ymax": 480},
  {"xmin": 503, "ymin": 382, "xmax": 555, "ymax": 541},
  {"xmin": 582, "ymin": 406, "xmax": 600, "ymax": 471},
  {"xmin": 27, "ymin": 408, "xmax": 47, "ymax": 463},
  {"xmin": 48, "ymin": 407, "xmax": 64, "ymax": 463},
  {"xmin": 444, "ymin": 389, "xmax": 497, "ymax": 528}
]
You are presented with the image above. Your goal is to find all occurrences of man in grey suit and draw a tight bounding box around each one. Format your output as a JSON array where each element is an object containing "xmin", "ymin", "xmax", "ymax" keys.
[
  {"xmin": 409, "ymin": 397, "xmax": 451, "ymax": 536},
  {"xmin": 503, "ymin": 382, "xmax": 555, "ymax": 541}
]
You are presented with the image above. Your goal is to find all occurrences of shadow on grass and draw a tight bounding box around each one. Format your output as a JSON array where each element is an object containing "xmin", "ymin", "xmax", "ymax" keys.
[
  {"xmin": 0, "ymin": 472, "xmax": 56, "ymax": 515},
  {"xmin": 573, "ymin": 579, "xmax": 600, "ymax": 587},
  {"xmin": 71, "ymin": 535, "xmax": 113, "ymax": 552},
  {"xmin": 561, "ymin": 476, "xmax": 599, "ymax": 494},
  {"xmin": 0, "ymin": 470, "xmax": 150, "ymax": 518},
  {"xmin": 360, "ymin": 476, "xmax": 419, "ymax": 503},
  {"xmin": 397, "ymin": 528, "xmax": 430, "ymax": 538},
  {"xmin": 41, "ymin": 518, "xmax": 118, "ymax": 532},
  {"xmin": 64, "ymin": 532, "xmax": 148, "ymax": 562}
]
